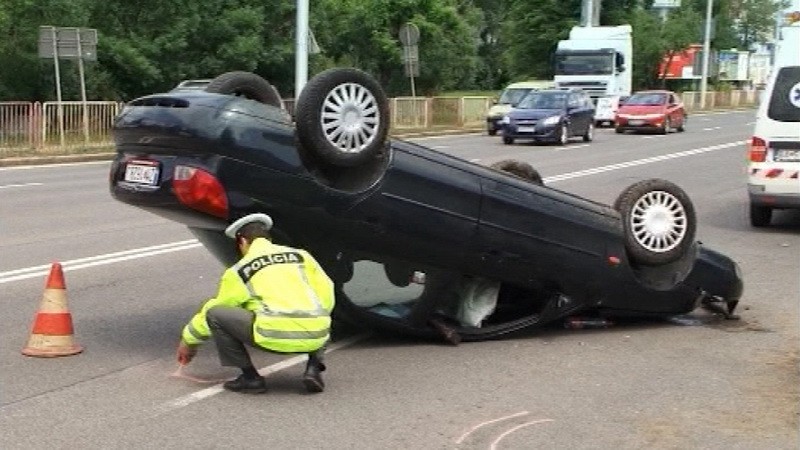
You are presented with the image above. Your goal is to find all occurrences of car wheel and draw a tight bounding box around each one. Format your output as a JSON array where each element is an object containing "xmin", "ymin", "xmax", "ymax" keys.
[
  {"xmin": 204, "ymin": 71, "xmax": 284, "ymax": 109},
  {"xmin": 503, "ymin": 136, "xmax": 515, "ymax": 145},
  {"xmin": 660, "ymin": 117, "xmax": 671, "ymax": 135},
  {"xmin": 488, "ymin": 129, "xmax": 498, "ymax": 136},
  {"xmin": 677, "ymin": 115, "xmax": 686, "ymax": 132},
  {"xmin": 615, "ymin": 127, "xmax": 624, "ymax": 134},
  {"xmin": 294, "ymin": 68, "xmax": 389, "ymax": 168},
  {"xmin": 557, "ymin": 124, "xmax": 568, "ymax": 146},
  {"xmin": 613, "ymin": 179, "xmax": 697, "ymax": 266},
  {"xmin": 749, "ymin": 204, "xmax": 772, "ymax": 227},
  {"xmin": 583, "ymin": 122, "xmax": 594, "ymax": 142}
]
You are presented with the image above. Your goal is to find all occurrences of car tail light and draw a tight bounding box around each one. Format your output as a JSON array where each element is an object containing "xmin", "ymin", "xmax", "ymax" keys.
[
  {"xmin": 749, "ymin": 137, "xmax": 767, "ymax": 162},
  {"xmin": 172, "ymin": 165, "xmax": 228, "ymax": 219}
]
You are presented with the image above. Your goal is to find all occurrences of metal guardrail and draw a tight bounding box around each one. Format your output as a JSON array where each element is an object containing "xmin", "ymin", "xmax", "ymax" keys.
[{"xmin": 0, "ymin": 90, "xmax": 760, "ymax": 157}]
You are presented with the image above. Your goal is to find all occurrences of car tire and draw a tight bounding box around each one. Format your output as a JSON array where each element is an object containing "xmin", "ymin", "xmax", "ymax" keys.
[
  {"xmin": 660, "ymin": 117, "xmax": 671, "ymax": 135},
  {"xmin": 583, "ymin": 122, "xmax": 594, "ymax": 142},
  {"xmin": 613, "ymin": 179, "xmax": 697, "ymax": 266},
  {"xmin": 204, "ymin": 71, "xmax": 284, "ymax": 109},
  {"xmin": 557, "ymin": 124, "xmax": 569, "ymax": 146},
  {"xmin": 503, "ymin": 136, "xmax": 515, "ymax": 145},
  {"xmin": 677, "ymin": 115, "xmax": 686, "ymax": 132},
  {"xmin": 294, "ymin": 68, "xmax": 389, "ymax": 168},
  {"xmin": 488, "ymin": 129, "xmax": 498, "ymax": 136},
  {"xmin": 615, "ymin": 127, "xmax": 624, "ymax": 134},
  {"xmin": 749, "ymin": 204, "xmax": 772, "ymax": 227}
]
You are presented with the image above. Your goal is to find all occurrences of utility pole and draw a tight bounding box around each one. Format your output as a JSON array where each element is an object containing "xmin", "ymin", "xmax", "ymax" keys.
[
  {"xmin": 295, "ymin": 0, "xmax": 309, "ymax": 101},
  {"xmin": 700, "ymin": 0, "xmax": 713, "ymax": 109}
]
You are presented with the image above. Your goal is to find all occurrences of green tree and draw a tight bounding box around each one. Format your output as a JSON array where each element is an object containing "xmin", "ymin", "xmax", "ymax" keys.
[
  {"xmin": 315, "ymin": 0, "xmax": 480, "ymax": 96},
  {"xmin": 501, "ymin": 0, "xmax": 582, "ymax": 80}
]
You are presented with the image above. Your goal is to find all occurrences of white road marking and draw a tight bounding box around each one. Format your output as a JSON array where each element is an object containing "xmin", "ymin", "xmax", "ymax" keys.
[
  {"xmin": 746, "ymin": 121, "xmax": 756, "ymax": 126},
  {"xmin": 470, "ymin": 158, "xmax": 482, "ymax": 163},
  {"xmin": 642, "ymin": 136, "xmax": 665, "ymax": 139},
  {"xmin": 555, "ymin": 144, "xmax": 591, "ymax": 151},
  {"xmin": 456, "ymin": 411, "xmax": 530, "ymax": 444},
  {"xmin": 406, "ymin": 132, "xmax": 483, "ymax": 141},
  {"xmin": 543, "ymin": 140, "xmax": 747, "ymax": 183},
  {"xmin": 0, "ymin": 160, "xmax": 110, "ymax": 171},
  {"xmin": 0, "ymin": 182, "xmax": 43, "ymax": 189},
  {"xmin": 431, "ymin": 145, "xmax": 450, "ymax": 149},
  {"xmin": 0, "ymin": 240, "xmax": 201, "ymax": 284},
  {"xmin": 153, "ymin": 333, "xmax": 367, "ymax": 415}
]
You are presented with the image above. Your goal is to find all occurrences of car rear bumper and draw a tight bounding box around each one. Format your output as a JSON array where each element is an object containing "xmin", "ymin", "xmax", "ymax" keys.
[{"xmin": 748, "ymin": 184, "xmax": 800, "ymax": 208}]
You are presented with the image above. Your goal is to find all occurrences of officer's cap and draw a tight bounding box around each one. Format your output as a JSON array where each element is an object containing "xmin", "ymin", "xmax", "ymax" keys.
[{"xmin": 224, "ymin": 213, "xmax": 273, "ymax": 239}]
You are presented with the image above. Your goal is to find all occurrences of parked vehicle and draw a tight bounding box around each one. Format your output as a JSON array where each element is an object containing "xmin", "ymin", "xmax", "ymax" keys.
[
  {"xmin": 501, "ymin": 88, "xmax": 595, "ymax": 145},
  {"xmin": 615, "ymin": 90, "xmax": 686, "ymax": 134},
  {"xmin": 747, "ymin": 59, "xmax": 800, "ymax": 226},
  {"xmin": 109, "ymin": 68, "xmax": 743, "ymax": 341},
  {"xmin": 485, "ymin": 80, "xmax": 551, "ymax": 136}
]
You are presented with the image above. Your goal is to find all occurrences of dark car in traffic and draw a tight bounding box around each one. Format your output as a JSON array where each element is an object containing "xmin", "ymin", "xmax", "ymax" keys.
[
  {"xmin": 501, "ymin": 89, "xmax": 595, "ymax": 145},
  {"xmin": 109, "ymin": 68, "xmax": 743, "ymax": 342}
]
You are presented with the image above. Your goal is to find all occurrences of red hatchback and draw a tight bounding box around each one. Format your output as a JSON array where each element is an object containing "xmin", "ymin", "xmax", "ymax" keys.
[{"xmin": 615, "ymin": 90, "xmax": 687, "ymax": 134}]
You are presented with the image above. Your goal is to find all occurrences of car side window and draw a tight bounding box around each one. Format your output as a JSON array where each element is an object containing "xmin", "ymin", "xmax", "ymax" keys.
[
  {"xmin": 669, "ymin": 94, "xmax": 677, "ymax": 105},
  {"xmin": 583, "ymin": 95, "xmax": 594, "ymax": 109},
  {"xmin": 568, "ymin": 94, "xmax": 580, "ymax": 109}
]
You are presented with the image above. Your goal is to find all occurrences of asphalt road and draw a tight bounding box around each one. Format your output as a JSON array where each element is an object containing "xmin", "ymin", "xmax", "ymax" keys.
[{"xmin": 0, "ymin": 109, "xmax": 798, "ymax": 449}]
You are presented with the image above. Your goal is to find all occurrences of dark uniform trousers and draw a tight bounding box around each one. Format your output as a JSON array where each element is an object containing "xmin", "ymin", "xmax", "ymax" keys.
[{"xmin": 206, "ymin": 306, "xmax": 325, "ymax": 369}]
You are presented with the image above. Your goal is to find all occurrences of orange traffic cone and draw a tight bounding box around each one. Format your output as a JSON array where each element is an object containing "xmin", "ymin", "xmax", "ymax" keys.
[{"xmin": 22, "ymin": 262, "xmax": 83, "ymax": 357}]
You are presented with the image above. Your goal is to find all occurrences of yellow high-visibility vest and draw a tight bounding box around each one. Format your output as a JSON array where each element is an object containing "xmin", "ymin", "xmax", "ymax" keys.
[{"xmin": 182, "ymin": 238, "xmax": 334, "ymax": 353}]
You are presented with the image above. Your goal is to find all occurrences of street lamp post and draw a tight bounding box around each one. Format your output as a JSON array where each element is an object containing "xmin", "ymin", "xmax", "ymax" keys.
[
  {"xmin": 295, "ymin": 0, "xmax": 309, "ymax": 101},
  {"xmin": 700, "ymin": 0, "xmax": 713, "ymax": 109}
]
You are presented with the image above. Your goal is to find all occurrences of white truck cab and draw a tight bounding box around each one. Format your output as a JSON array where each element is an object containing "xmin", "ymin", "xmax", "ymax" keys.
[{"xmin": 554, "ymin": 25, "xmax": 633, "ymax": 126}]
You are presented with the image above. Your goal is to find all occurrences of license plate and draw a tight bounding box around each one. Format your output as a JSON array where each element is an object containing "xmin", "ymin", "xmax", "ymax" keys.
[
  {"xmin": 124, "ymin": 161, "xmax": 160, "ymax": 185},
  {"xmin": 774, "ymin": 149, "xmax": 800, "ymax": 162},
  {"xmin": 628, "ymin": 120, "xmax": 645, "ymax": 126},
  {"xmin": 517, "ymin": 126, "xmax": 536, "ymax": 133}
]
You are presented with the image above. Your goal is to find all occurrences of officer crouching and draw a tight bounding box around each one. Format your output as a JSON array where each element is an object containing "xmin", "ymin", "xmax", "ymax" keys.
[{"xmin": 176, "ymin": 213, "xmax": 335, "ymax": 394}]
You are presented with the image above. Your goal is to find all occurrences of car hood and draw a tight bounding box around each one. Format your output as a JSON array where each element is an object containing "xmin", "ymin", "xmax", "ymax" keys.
[
  {"xmin": 508, "ymin": 108, "xmax": 565, "ymax": 120},
  {"xmin": 618, "ymin": 105, "xmax": 665, "ymax": 115}
]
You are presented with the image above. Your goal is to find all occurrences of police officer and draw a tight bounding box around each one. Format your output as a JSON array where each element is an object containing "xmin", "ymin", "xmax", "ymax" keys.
[{"xmin": 176, "ymin": 213, "xmax": 335, "ymax": 394}]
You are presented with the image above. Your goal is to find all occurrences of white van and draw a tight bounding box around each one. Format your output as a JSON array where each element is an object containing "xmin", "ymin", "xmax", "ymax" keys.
[{"xmin": 747, "ymin": 64, "xmax": 800, "ymax": 226}]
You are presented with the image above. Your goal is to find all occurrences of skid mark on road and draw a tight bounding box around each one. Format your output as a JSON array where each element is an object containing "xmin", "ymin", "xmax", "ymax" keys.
[
  {"xmin": 456, "ymin": 411, "xmax": 530, "ymax": 444},
  {"xmin": 489, "ymin": 419, "xmax": 555, "ymax": 450}
]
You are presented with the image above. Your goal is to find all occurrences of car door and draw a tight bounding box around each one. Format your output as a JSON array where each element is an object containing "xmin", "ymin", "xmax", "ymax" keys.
[
  {"xmin": 667, "ymin": 93, "xmax": 681, "ymax": 125},
  {"xmin": 566, "ymin": 93, "xmax": 584, "ymax": 135}
]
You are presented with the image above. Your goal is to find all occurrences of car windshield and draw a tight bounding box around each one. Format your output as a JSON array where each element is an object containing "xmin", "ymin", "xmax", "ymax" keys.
[
  {"xmin": 517, "ymin": 92, "xmax": 567, "ymax": 110},
  {"xmin": 498, "ymin": 88, "xmax": 533, "ymax": 106},
  {"xmin": 555, "ymin": 53, "xmax": 614, "ymax": 75},
  {"xmin": 767, "ymin": 66, "xmax": 800, "ymax": 122},
  {"xmin": 624, "ymin": 93, "xmax": 667, "ymax": 106}
]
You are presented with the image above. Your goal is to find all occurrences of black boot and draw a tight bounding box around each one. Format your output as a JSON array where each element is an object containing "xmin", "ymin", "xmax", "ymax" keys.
[
  {"xmin": 303, "ymin": 357, "xmax": 326, "ymax": 393},
  {"xmin": 224, "ymin": 374, "xmax": 268, "ymax": 394}
]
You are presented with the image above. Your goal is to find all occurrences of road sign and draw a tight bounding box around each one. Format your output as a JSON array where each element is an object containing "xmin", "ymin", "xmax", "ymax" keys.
[
  {"xmin": 402, "ymin": 45, "xmax": 419, "ymax": 63},
  {"xmin": 399, "ymin": 23, "xmax": 420, "ymax": 46},
  {"xmin": 38, "ymin": 26, "xmax": 97, "ymax": 61}
]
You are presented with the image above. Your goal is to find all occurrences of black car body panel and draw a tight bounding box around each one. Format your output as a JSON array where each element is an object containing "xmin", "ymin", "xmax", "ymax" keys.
[{"xmin": 110, "ymin": 90, "xmax": 743, "ymax": 340}]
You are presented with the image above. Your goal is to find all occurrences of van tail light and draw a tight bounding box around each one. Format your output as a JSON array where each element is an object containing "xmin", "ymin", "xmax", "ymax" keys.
[
  {"xmin": 172, "ymin": 165, "xmax": 229, "ymax": 219},
  {"xmin": 749, "ymin": 137, "xmax": 767, "ymax": 162}
]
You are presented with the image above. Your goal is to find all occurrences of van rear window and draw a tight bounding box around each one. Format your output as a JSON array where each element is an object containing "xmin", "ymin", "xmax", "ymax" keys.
[{"xmin": 768, "ymin": 66, "xmax": 800, "ymax": 122}]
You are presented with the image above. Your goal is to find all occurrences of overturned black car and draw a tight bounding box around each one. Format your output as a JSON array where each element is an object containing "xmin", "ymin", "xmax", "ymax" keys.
[{"xmin": 109, "ymin": 68, "xmax": 743, "ymax": 342}]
